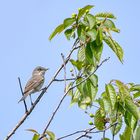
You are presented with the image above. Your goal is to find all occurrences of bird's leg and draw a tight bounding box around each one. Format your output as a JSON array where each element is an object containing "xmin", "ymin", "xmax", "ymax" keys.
[{"xmin": 29, "ymin": 94, "xmax": 33, "ymax": 106}]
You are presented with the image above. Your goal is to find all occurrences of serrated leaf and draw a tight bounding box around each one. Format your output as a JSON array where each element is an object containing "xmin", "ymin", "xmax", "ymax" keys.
[
  {"xmin": 91, "ymin": 41, "xmax": 103, "ymax": 63},
  {"xmin": 49, "ymin": 24, "xmax": 64, "ymax": 40},
  {"xmin": 78, "ymin": 5, "xmax": 94, "ymax": 20},
  {"xmin": 63, "ymin": 18, "xmax": 75, "ymax": 28},
  {"xmin": 86, "ymin": 14, "xmax": 96, "ymax": 29},
  {"xmin": 115, "ymin": 80, "xmax": 130, "ymax": 99},
  {"xmin": 103, "ymin": 36, "xmax": 123, "ymax": 63},
  {"xmin": 133, "ymin": 92, "xmax": 140, "ymax": 99},
  {"xmin": 131, "ymin": 84, "xmax": 140, "ymax": 91},
  {"xmin": 101, "ymin": 92, "xmax": 112, "ymax": 113},
  {"xmin": 119, "ymin": 126, "xmax": 132, "ymax": 140},
  {"xmin": 64, "ymin": 29, "xmax": 73, "ymax": 40},
  {"xmin": 85, "ymin": 43, "xmax": 94, "ymax": 64},
  {"xmin": 95, "ymin": 12, "xmax": 116, "ymax": 19},
  {"xmin": 77, "ymin": 25, "xmax": 86, "ymax": 42},
  {"xmin": 94, "ymin": 109, "xmax": 105, "ymax": 130},
  {"xmin": 96, "ymin": 28, "xmax": 103, "ymax": 46},
  {"xmin": 111, "ymin": 28, "xmax": 120, "ymax": 33},
  {"xmin": 45, "ymin": 131, "xmax": 55, "ymax": 140},
  {"xmin": 32, "ymin": 134, "xmax": 40, "ymax": 140},
  {"xmin": 125, "ymin": 98, "xmax": 140, "ymax": 120},
  {"xmin": 77, "ymin": 46, "xmax": 85, "ymax": 62},
  {"xmin": 103, "ymin": 19, "xmax": 116, "ymax": 29},
  {"xmin": 87, "ymin": 29, "xmax": 97, "ymax": 41},
  {"xmin": 26, "ymin": 129, "xmax": 39, "ymax": 134},
  {"xmin": 134, "ymin": 126, "xmax": 140, "ymax": 140},
  {"xmin": 105, "ymin": 84, "xmax": 116, "ymax": 109}
]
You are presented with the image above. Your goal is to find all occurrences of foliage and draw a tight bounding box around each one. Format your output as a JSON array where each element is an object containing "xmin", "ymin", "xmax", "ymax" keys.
[{"xmin": 29, "ymin": 5, "xmax": 139, "ymax": 140}]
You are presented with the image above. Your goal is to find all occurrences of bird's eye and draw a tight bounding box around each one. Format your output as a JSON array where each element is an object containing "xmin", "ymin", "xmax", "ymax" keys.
[{"xmin": 38, "ymin": 68, "xmax": 42, "ymax": 71}]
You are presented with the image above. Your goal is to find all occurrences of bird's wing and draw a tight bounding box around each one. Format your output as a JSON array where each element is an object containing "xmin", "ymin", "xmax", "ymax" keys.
[{"xmin": 24, "ymin": 76, "xmax": 44, "ymax": 94}]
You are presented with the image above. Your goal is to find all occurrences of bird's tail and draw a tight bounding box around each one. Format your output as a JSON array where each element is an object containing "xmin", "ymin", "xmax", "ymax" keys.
[{"xmin": 18, "ymin": 93, "xmax": 29, "ymax": 103}]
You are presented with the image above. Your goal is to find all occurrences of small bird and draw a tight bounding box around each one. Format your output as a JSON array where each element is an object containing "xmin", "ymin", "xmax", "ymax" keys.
[{"xmin": 18, "ymin": 66, "xmax": 49, "ymax": 103}]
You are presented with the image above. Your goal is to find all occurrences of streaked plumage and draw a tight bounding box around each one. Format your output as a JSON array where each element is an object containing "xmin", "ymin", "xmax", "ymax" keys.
[{"xmin": 18, "ymin": 66, "xmax": 48, "ymax": 103}]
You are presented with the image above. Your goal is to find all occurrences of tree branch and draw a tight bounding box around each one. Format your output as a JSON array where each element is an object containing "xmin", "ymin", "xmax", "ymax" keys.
[
  {"xmin": 57, "ymin": 127, "xmax": 96, "ymax": 140},
  {"xmin": 54, "ymin": 78, "xmax": 76, "ymax": 82},
  {"xmin": 75, "ymin": 122, "xmax": 118, "ymax": 140},
  {"xmin": 39, "ymin": 57, "xmax": 110, "ymax": 139},
  {"xmin": 18, "ymin": 77, "xmax": 28, "ymax": 113},
  {"xmin": 4, "ymin": 40, "xmax": 79, "ymax": 140}
]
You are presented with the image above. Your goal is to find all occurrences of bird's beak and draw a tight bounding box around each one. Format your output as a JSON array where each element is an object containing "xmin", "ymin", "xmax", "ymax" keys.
[{"xmin": 45, "ymin": 68, "xmax": 49, "ymax": 71}]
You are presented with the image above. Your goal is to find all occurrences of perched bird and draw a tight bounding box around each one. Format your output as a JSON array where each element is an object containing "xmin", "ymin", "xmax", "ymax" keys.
[{"xmin": 18, "ymin": 66, "xmax": 49, "ymax": 103}]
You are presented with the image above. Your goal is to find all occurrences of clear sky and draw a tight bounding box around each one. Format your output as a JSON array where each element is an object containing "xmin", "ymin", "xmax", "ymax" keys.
[{"xmin": 0, "ymin": 0, "xmax": 140, "ymax": 140}]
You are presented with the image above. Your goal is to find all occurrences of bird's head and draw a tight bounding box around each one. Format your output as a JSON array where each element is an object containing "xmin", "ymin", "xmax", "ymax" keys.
[{"xmin": 32, "ymin": 66, "xmax": 49, "ymax": 76}]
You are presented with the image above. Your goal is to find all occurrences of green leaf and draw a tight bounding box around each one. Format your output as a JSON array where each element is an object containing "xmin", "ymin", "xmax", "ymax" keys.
[
  {"xmin": 78, "ymin": 5, "xmax": 94, "ymax": 20},
  {"xmin": 103, "ymin": 19, "xmax": 116, "ymax": 29},
  {"xmin": 26, "ymin": 129, "xmax": 39, "ymax": 134},
  {"xmin": 119, "ymin": 126, "xmax": 132, "ymax": 140},
  {"xmin": 95, "ymin": 12, "xmax": 116, "ymax": 19},
  {"xmin": 70, "ymin": 89, "xmax": 80, "ymax": 105},
  {"xmin": 77, "ymin": 25, "xmax": 86, "ymax": 42},
  {"xmin": 76, "ymin": 78, "xmax": 84, "ymax": 94},
  {"xmin": 70, "ymin": 59, "xmax": 83, "ymax": 70},
  {"xmin": 87, "ymin": 29, "xmax": 97, "ymax": 41},
  {"xmin": 91, "ymin": 41, "xmax": 103, "ymax": 63},
  {"xmin": 96, "ymin": 28, "xmax": 103, "ymax": 46},
  {"xmin": 125, "ymin": 98, "xmax": 140, "ymax": 120},
  {"xmin": 63, "ymin": 18, "xmax": 75, "ymax": 28},
  {"xmin": 103, "ymin": 36, "xmax": 123, "ymax": 63},
  {"xmin": 77, "ymin": 46, "xmax": 85, "ymax": 62},
  {"xmin": 94, "ymin": 109, "xmax": 105, "ymax": 130},
  {"xmin": 112, "ymin": 117, "xmax": 122, "ymax": 135},
  {"xmin": 32, "ymin": 134, "xmax": 40, "ymax": 140},
  {"xmin": 86, "ymin": 14, "xmax": 96, "ymax": 29},
  {"xmin": 64, "ymin": 29, "xmax": 73, "ymax": 40},
  {"xmin": 49, "ymin": 24, "xmax": 64, "ymax": 40},
  {"xmin": 115, "ymin": 80, "xmax": 131, "ymax": 100},
  {"xmin": 66, "ymin": 82, "xmax": 73, "ymax": 96},
  {"xmin": 45, "ymin": 131, "xmax": 55, "ymax": 140},
  {"xmin": 101, "ymin": 92, "xmax": 112, "ymax": 113},
  {"xmin": 131, "ymin": 84, "xmax": 140, "ymax": 91},
  {"xmin": 133, "ymin": 91, "xmax": 140, "ymax": 99},
  {"xmin": 105, "ymin": 84, "xmax": 116, "ymax": 109},
  {"xmin": 134, "ymin": 126, "xmax": 140, "ymax": 140},
  {"xmin": 111, "ymin": 28, "xmax": 120, "ymax": 33},
  {"xmin": 85, "ymin": 43, "xmax": 94, "ymax": 64}
]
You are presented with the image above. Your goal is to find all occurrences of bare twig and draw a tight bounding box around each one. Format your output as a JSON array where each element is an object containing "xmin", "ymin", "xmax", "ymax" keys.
[
  {"xmin": 4, "ymin": 40, "xmax": 79, "ymax": 140},
  {"xmin": 61, "ymin": 53, "xmax": 66, "ymax": 92},
  {"xmin": 54, "ymin": 78, "xmax": 76, "ymax": 82},
  {"xmin": 39, "ymin": 57, "xmax": 110, "ymax": 139},
  {"xmin": 75, "ymin": 122, "xmax": 118, "ymax": 140},
  {"xmin": 57, "ymin": 127, "xmax": 96, "ymax": 140},
  {"xmin": 18, "ymin": 77, "xmax": 28, "ymax": 113}
]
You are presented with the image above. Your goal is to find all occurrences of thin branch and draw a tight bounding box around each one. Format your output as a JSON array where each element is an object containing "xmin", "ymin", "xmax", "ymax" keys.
[
  {"xmin": 39, "ymin": 57, "xmax": 110, "ymax": 140},
  {"xmin": 18, "ymin": 77, "xmax": 28, "ymax": 113},
  {"xmin": 54, "ymin": 78, "xmax": 76, "ymax": 82},
  {"xmin": 57, "ymin": 127, "xmax": 96, "ymax": 140},
  {"xmin": 103, "ymin": 130, "xmax": 105, "ymax": 140},
  {"xmin": 4, "ymin": 40, "xmax": 79, "ymax": 140},
  {"xmin": 61, "ymin": 53, "xmax": 66, "ymax": 92},
  {"xmin": 76, "ymin": 122, "xmax": 118, "ymax": 140}
]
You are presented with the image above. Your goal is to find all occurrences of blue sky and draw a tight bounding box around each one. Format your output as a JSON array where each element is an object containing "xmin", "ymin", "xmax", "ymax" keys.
[{"xmin": 0, "ymin": 0, "xmax": 140, "ymax": 140}]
